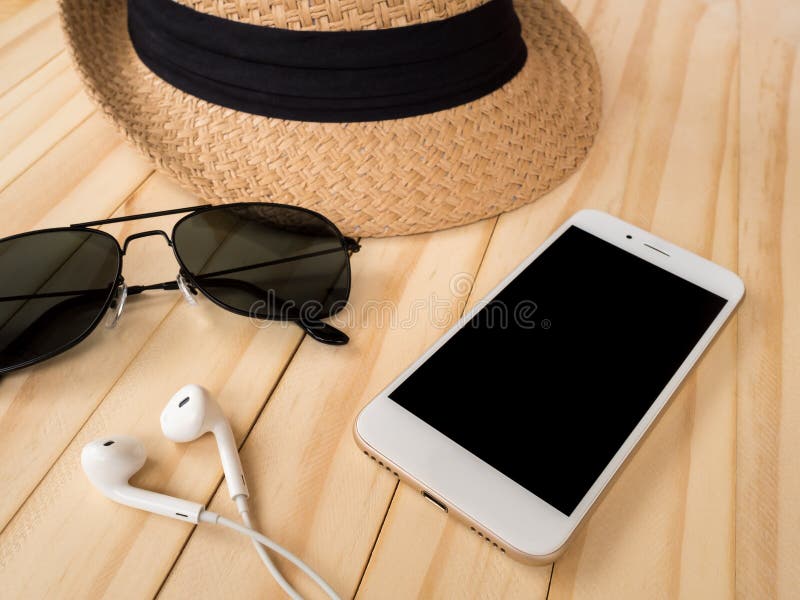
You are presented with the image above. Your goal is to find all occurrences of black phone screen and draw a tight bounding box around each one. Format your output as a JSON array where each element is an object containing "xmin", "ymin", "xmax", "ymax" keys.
[{"xmin": 389, "ymin": 226, "xmax": 727, "ymax": 515}]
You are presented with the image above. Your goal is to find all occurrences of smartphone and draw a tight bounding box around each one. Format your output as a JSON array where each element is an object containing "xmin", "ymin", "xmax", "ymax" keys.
[{"xmin": 354, "ymin": 209, "xmax": 744, "ymax": 563}]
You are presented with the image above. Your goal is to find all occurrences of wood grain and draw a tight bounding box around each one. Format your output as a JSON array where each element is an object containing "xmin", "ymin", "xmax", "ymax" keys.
[
  {"xmin": 0, "ymin": 0, "xmax": 797, "ymax": 597},
  {"xmin": 0, "ymin": 0, "xmax": 61, "ymax": 97},
  {"xmin": 0, "ymin": 53, "xmax": 72, "ymax": 120},
  {"xmin": 0, "ymin": 90, "xmax": 95, "ymax": 191},
  {"xmin": 737, "ymin": 0, "xmax": 800, "ymax": 597},
  {"xmin": 0, "ymin": 0, "xmax": 54, "ymax": 40},
  {"xmin": 0, "ymin": 1, "xmax": 40, "ymax": 23}
]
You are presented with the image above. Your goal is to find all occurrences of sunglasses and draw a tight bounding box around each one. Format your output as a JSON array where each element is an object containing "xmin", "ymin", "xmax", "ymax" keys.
[{"xmin": 0, "ymin": 203, "xmax": 360, "ymax": 375}]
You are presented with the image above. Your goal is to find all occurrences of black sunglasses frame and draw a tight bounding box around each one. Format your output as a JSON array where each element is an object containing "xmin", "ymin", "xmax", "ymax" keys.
[{"xmin": 0, "ymin": 202, "xmax": 360, "ymax": 375}]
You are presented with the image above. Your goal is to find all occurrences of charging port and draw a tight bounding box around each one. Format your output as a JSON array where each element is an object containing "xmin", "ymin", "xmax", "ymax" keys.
[{"xmin": 421, "ymin": 490, "xmax": 448, "ymax": 513}]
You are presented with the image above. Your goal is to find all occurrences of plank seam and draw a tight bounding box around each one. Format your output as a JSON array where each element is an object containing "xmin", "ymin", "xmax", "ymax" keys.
[
  {"xmin": 351, "ymin": 480, "xmax": 400, "ymax": 600},
  {"xmin": 544, "ymin": 563, "xmax": 554, "ymax": 599},
  {"xmin": 459, "ymin": 217, "xmax": 500, "ymax": 311}
]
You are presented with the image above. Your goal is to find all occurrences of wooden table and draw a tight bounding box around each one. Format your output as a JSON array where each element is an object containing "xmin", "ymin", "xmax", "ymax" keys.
[{"xmin": 0, "ymin": 0, "xmax": 797, "ymax": 598}]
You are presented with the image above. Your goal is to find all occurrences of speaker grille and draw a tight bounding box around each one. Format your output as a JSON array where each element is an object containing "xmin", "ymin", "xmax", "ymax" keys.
[
  {"xmin": 469, "ymin": 526, "xmax": 506, "ymax": 553},
  {"xmin": 363, "ymin": 450, "xmax": 399, "ymax": 477}
]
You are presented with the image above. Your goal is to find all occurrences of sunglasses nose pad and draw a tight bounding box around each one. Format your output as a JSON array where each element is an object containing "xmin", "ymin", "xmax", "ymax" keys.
[
  {"xmin": 176, "ymin": 273, "xmax": 198, "ymax": 306},
  {"xmin": 105, "ymin": 282, "xmax": 128, "ymax": 329}
]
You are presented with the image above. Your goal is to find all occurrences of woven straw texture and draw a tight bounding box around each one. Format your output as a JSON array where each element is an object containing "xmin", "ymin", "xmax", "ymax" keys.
[{"xmin": 59, "ymin": 0, "xmax": 602, "ymax": 237}]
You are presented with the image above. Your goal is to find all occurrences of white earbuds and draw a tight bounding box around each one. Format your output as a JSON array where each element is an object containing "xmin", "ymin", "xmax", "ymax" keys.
[
  {"xmin": 160, "ymin": 384, "xmax": 248, "ymax": 500},
  {"xmin": 81, "ymin": 435, "xmax": 204, "ymax": 523},
  {"xmin": 80, "ymin": 385, "xmax": 340, "ymax": 600}
]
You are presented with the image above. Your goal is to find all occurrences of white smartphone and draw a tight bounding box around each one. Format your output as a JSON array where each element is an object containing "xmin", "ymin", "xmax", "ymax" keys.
[{"xmin": 354, "ymin": 209, "xmax": 744, "ymax": 563}]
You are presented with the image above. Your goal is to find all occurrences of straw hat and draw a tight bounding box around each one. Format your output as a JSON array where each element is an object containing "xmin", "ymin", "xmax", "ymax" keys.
[{"xmin": 58, "ymin": 0, "xmax": 601, "ymax": 237}]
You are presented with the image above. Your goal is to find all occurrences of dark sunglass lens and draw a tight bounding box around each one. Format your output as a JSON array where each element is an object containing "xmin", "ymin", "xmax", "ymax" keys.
[
  {"xmin": 172, "ymin": 205, "xmax": 350, "ymax": 320},
  {"xmin": 0, "ymin": 230, "xmax": 121, "ymax": 373}
]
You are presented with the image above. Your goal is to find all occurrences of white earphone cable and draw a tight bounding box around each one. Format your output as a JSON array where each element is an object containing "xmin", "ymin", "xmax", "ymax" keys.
[
  {"xmin": 234, "ymin": 495, "xmax": 302, "ymax": 600},
  {"xmin": 200, "ymin": 510, "xmax": 340, "ymax": 600}
]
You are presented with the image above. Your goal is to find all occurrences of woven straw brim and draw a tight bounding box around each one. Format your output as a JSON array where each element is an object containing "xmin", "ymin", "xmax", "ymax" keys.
[{"xmin": 59, "ymin": 0, "xmax": 601, "ymax": 237}]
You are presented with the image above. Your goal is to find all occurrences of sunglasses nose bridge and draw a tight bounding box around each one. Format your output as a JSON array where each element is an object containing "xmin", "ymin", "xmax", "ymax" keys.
[
  {"xmin": 121, "ymin": 230, "xmax": 172, "ymax": 254},
  {"xmin": 105, "ymin": 282, "xmax": 128, "ymax": 329},
  {"xmin": 176, "ymin": 273, "xmax": 198, "ymax": 306}
]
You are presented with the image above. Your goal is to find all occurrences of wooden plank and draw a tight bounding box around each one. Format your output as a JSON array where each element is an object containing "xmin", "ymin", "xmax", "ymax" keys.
[
  {"xmin": 0, "ymin": 52, "xmax": 71, "ymax": 119},
  {"xmin": 0, "ymin": 0, "xmax": 42, "ymax": 23},
  {"xmin": 0, "ymin": 71, "xmax": 95, "ymax": 180},
  {"xmin": 0, "ymin": 0, "xmax": 55, "ymax": 45},
  {"xmin": 0, "ymin": 6, "xmax": 63, "ymax": 97},
  {"xmin": 157, "ymin": 224, "xmax": 495, "ymax": 598},
  {"xmin": 0, "ymin": 91, "xmax": 95, "ymax": 190},
  {"xmin": 737, "ymin": 1, "xmax": 800, "ymax": 598},
  {"xmin": 0, "ymin": 54, "xmax": 76, "ymax": 148},
  {"xmin": 359, "ymin": 0, "xmax": 740, "ymax": 598}
]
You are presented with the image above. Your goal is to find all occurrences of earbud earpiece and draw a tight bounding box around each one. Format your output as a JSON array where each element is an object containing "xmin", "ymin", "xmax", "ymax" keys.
[
  {"xmin": 80, "ymin": 435, "xmax": 204, "ymax": 523},
  {"xmin": 160, "ymin": 384, "xmax": 248, "ymax": 499},
  {"xmin": 160, "ymin": 385, "xmax": 298, "ymax": 596},
  {"xmin": 82, "ymin": 407, "xmax": 339, "ymax": 598}
]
